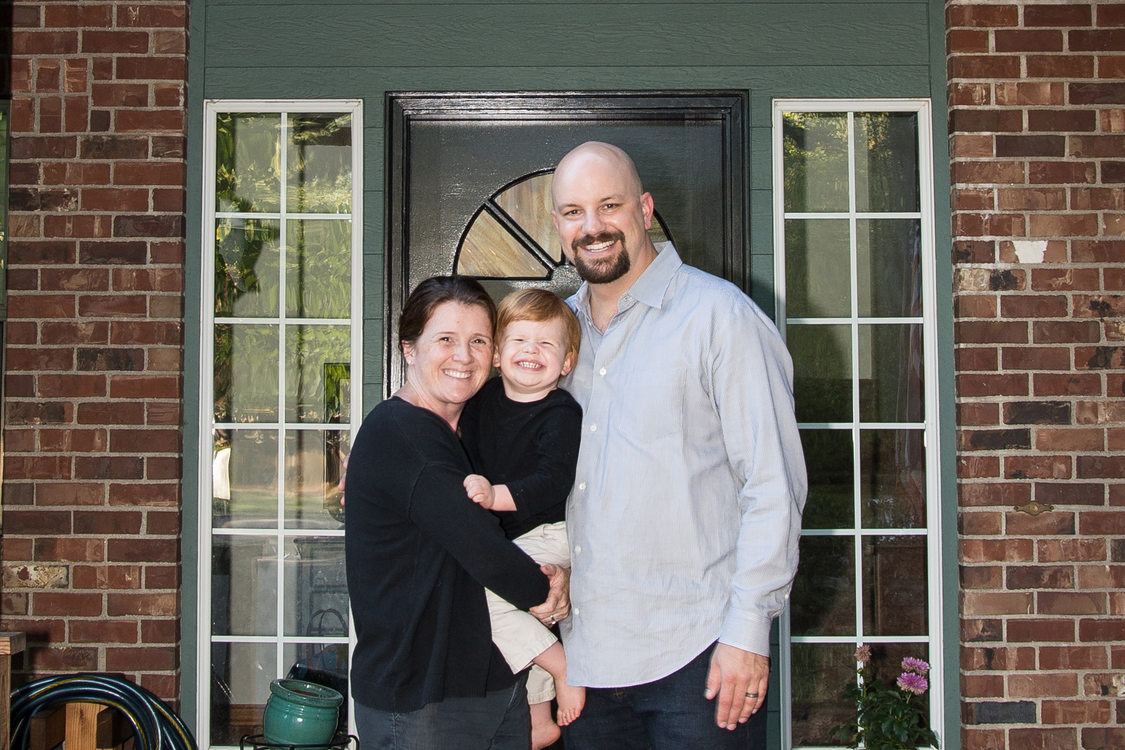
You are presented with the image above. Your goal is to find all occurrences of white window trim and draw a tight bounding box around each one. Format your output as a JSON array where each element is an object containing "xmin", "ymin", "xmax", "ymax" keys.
[
  {"xmin": 197, "ymin": 99, "xmax": 363, "ymax": 750},
  {"xmin": 771, "ymin": 98, "xmax": 944, "ymax": 750}
]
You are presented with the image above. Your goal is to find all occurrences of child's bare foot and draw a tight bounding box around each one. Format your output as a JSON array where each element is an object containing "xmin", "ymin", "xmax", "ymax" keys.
[
  {"xmin": 529, "ymin": 701, "xmax": 560, "ymax": 749},
  {"xmin": 555, "ymin": 682, "xmax": 585, "ymax": 726}
]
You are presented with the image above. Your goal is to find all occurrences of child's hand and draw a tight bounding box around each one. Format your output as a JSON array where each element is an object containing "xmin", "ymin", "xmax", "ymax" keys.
[{"xmin": 464, "ymin": 474, "xmax": 496, "ymax": 509}]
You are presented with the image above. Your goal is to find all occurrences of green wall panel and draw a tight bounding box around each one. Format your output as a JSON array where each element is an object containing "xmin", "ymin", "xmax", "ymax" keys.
[{"xmin": 204, "ymin": 4, "xmax": 927, "ymax": 70}]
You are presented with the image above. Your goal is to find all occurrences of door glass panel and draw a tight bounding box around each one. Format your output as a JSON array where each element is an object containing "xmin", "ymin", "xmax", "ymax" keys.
[
  {"xmin": 778, "ymin": 103, "xmax": 940, "ymax": 749},
  {"xmin": 789, "ymin": 323, "xmax": 852, "ymax": 424},
  {"xmin": 790, "ymin": 535, "xmax": 855, "ymax": 637},
  {"xmin": 863, "ymin": 535, "xmax": 929, "ymax": 635},
  {"xmin": 285, "ymin": 537, "xmax": 350, "ymax": 636},
  {"xmin": 283, "ymin": 430, "xmax": 348, "ymax": 529},
  {"xmin": 855, "ymin": 112, "xmax": 920, "ymax": 213},
  {"xmin": 783, "ymin": 112, "xmax": 849, "ymax": 213},
  {"xmin": 785, "ymin": 218, "xmax": 851, "ymax": 319},
  {"xmin": 216, "ymin": 113, "xmax": 281, "ymax": 213},
  {"xmin": 204, "ymin": 103, "xmax": 359, "ymax": 749},
  {"xmin": 214, "ymin": 324, "xmax": 280, "ymax": 423},
  {"xmin": 860, "ymin": 429, "xmax": 927, "ymax": 529},
  {"xmin": 285, "ymin": 325, "xmax": 350, "ymax": 423},
  {"xmin": 790, "ymin": 641, "xmax": 855, "ymax": 747},
  {"xmin": 211, "ymin": 535, "xmax": 279, "ymax": 636},
  {"xmin": 286, "ymin": 113, "xmax": 353, "ymax": 214},
  {"xmin": 858, "ymin": 323, "xmax": 924, "ymax": 423},
  {"xmin": 857, "ymin": 219, "xmax": 922, "ymax": 318},
  {"xmin": 209, "ymin": 642, "xmax": 277, "ymax": 746},
  {"xmin": 800, "ymin": 429, "xmax": 854, "ymax": 530},
  {"xmin": 215, "ymin": 219, "xmax": 281, "ymax": 318},
  {"xmin": 286, "ymin": 219, "xmax": 352, "ymax": 318},
  {"xmin": 213, "ymin": 428, "xmax": 279, "ymax": 529}
]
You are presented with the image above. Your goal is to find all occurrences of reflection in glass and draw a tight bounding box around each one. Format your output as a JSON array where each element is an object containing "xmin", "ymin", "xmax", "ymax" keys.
[
  {"xmin": 783, "ymin": 112, "xmax": 849, "ymax": 213},
  {"xmin": 287, "ymin": 113, "xmax": 352, "ymax": 214},
  {"xmin": 790, "ymin": 536, "xmax": 855, "ymax": 637},
  {"xmin": 210, "ymin": 641, "xmax": 277, "ymax": 746},
  {"xmin": 215, "ymin": 219, "xmax": 281, "ymax": 318},
  {"xmin": 789, "ymin": 324, "xmax": 852, "ymax": 424},
  {"xmin": 284, "ymin": 430, "xmax": 348, "ymax": 528},
  {"xmin": 785, "ymin": 218, "xmax": 851, "ymax": 319},
  {"xmin": 214, "ymin": 324, "xmax": 279, "ymax": 423},
  {"xmin": 287, "ymin": 219, "xmax": 352, "ymax": 318},
  {"xmin": 213, "ymin": 429, "xmax": 279, "ymax": 528},
  {"xmin": 212, "ymin": 535, "xmax": 279, "ymax": 636},
  {"xmin": 861, "ymin": 429, "xmax": 926, "ymax": 529},
  {"xmin": 858, "ymin": 324, "xmax": 923, "ymax": 424},
  {"xmin": 855, "ymin": 112, "xmax": 920, "ymax": 213},
  {"xmin": 863, "ymin": 536, "xmax": 929, "ymax": 635},
  {"xmin": 285, "ymin": 325, "xmax": 350, "ymax": 423},
  {"xmin": 790, "ymin": 642, "xmax": 855, "ymax": 747},
  {"xmin": 215, "ymin": 113, "xmax": 281, "ymax": 214},
  {"xmin": 285, "ymin": 537, "xmax": 349, "ymax": 637},
  {"xmin": 800, "ymin": 429, "xmax": 855, "ymax": 529},
  {"xmin": 857, "ymin": 219, "xmax": 922, "ymax": 318}
]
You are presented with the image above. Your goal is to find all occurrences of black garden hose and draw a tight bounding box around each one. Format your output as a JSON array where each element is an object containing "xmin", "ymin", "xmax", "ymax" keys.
[{"xmin": 9, "ymin": 673, "xmax": 197, "ymax": 750}]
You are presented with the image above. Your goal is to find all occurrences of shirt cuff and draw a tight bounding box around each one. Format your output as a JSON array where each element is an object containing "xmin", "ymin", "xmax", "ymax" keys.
[{"xmin": 718, "ymin": 612, "xmax": 773, "ymax": 658}]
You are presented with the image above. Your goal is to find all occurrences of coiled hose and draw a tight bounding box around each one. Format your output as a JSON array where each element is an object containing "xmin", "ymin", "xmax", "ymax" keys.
[{"xmin": 9, "ymin": 673, "xmax": 197, "ymax": 750}]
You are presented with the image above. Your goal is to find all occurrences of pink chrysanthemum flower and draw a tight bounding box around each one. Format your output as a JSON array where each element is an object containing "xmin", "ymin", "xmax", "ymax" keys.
[
  {"xmin": 897, "ymin": 671, "xmax": 929, "ymax": 695},
  {"xmin": 902, "ymin": 656, "xmax": 931, "ymax": 675},
  {"xmin": 854, "ymin": 645, "xmax": 872, "ymax": 664}
]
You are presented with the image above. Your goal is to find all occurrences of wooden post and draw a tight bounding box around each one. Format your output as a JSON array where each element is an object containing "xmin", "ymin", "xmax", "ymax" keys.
[{"xmin": 0, "ymin": 633, "xmax": 26, "ymax": 750}]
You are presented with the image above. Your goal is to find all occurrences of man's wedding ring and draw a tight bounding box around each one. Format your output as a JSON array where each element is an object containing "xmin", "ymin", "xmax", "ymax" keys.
[
  {"xmin": 745, "ymin": 692, "xmax": 759, "ymax": 698},
  {"xmin": 549, "ymin": 616, "xmax": 556, "ymax": 625}
]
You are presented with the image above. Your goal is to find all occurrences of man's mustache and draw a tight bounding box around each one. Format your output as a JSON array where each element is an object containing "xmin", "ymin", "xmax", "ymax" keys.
[{"xmin": 572, "ymin": 230, "xmax": 625, "ymax": 252}]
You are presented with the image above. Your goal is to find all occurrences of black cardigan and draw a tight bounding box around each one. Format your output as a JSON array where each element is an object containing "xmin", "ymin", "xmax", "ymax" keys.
[{"xmin": 344, "ymin": 397, "xmax": 550, "ymax": 711}]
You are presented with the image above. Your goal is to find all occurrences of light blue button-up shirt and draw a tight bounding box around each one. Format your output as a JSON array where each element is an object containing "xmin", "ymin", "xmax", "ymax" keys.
[{"xmin": 561, "ymin": 243, "xmax": 807, "ymax": 688}]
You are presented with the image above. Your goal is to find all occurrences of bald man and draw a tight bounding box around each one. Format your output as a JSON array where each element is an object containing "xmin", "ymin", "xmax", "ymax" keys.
[{"xmin": 552, "ymin": 142, "xmax": 807, "ymax": 749}]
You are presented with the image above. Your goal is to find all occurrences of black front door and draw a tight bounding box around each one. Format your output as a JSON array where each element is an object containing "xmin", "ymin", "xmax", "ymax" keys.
[{"xmin": 385, "ymin": 91, "xmax": 749, "ymax": 391}]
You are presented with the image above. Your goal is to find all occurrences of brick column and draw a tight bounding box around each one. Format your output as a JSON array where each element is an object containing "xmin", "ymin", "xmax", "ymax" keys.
[
  {"xmin": 0, "ymin": 2, "xmax": 188, "ymax": 701},
  {"xmin": 948, "ymin": 2, "xmax": 1125, "ymax": 749}
]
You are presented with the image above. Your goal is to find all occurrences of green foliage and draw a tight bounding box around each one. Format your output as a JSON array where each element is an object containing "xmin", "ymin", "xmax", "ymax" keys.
[{"xmin": 831, "ymin": 648, "xmax": 940, "ymax": 750}]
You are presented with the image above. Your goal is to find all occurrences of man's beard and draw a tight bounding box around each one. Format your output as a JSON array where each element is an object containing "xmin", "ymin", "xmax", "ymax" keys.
[{"xmin": 571, "ymin": 231, "xmax": 631, "ymax": 284}]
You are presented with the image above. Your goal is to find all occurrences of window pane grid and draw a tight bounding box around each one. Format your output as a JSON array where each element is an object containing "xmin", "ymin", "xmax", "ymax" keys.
[
  {"xmin": 201, "ymin": 102, "xmax": 361, "ymax": 749},
  {"xmin": 775, "ymin": 102, "xmax": 940, "ymax": 749}
]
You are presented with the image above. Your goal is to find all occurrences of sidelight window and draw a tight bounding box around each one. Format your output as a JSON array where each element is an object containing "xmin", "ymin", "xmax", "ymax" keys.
[
  {"xmin": 774, "ymin": 100, "xmax": 945, "ymax": 749},
  {"xmin": 198, "ymin": 101, "xmax": 362, "ymax": 748}
]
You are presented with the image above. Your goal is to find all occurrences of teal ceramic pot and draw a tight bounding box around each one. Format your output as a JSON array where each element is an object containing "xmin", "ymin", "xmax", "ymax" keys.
[{"xmin": 263, "ymin": 679, "xmax": 343, "ymax": 746}]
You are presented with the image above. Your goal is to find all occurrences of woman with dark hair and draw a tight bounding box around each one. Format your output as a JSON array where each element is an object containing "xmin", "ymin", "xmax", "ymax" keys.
[{"xmin": 345, "ymin": 276, "xmax": 569, "ymax": 749}]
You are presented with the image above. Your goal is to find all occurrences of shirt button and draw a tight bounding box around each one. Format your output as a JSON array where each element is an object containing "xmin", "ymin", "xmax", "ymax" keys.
[
  {"xmin": 573, "ymin": 608, "xmax": 580, "ymax": 617},
  {"xmin": 578, "ymin": 482, "xmax": 586, "ymax": 491},
  {"xmin": 599, "ymin": 367, "xmax": 607, "ymax": 376},
  {"xmin": 589, "ymin": 424, "xmax": 597, "ymax": 432},
  {"xmin": 574, "ymin": 545, "xmax": 582, "ymax": 555}
]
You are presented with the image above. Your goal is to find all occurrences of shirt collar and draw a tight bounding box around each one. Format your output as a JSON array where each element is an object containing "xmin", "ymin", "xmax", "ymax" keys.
[{"xmin": 573, "ymin": 241, "xmax": 682, "ymax": 318}]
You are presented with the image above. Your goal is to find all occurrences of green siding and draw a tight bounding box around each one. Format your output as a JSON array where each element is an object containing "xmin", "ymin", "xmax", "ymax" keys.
[{"xmin": 185, "ymin": 1, "xmax": 955, "ymax": 746}]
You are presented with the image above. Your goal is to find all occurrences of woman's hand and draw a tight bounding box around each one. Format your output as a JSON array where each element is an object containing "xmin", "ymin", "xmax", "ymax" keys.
[{"xmin": 529, "ymin": 563, "xmax": 570, "ymax": 627}]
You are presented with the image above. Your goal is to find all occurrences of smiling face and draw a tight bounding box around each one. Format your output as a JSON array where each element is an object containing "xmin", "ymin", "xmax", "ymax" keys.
[
  {"xmin": 400, "ymin": 300, "xmax": 494, "ymax": 425},
  {"xmin": 494, "ymin": 317, "xmax": 575, "ymax": 403},
  {"xmin": 551, "ymin": 142, "xmax": 657, "ymax": 291}
]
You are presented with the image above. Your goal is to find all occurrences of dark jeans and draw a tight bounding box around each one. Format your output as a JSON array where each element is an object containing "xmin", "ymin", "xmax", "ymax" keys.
[
  {"xmin": 561, "ymin": 646, "xmax": 767, "ymax": 750},
  {"xmin": 354, "ymin": 675, "xmax": 531, "ymax": 749}
]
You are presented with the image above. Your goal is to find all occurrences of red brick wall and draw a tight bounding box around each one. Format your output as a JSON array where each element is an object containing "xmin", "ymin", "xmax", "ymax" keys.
[
  {"xmin": 0, "ymin": 1, "xmax": 188, "ymax": 701},
  {"xmin": 948, "ymin": 2, "xmax": 1125, "ymax": 748}
]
